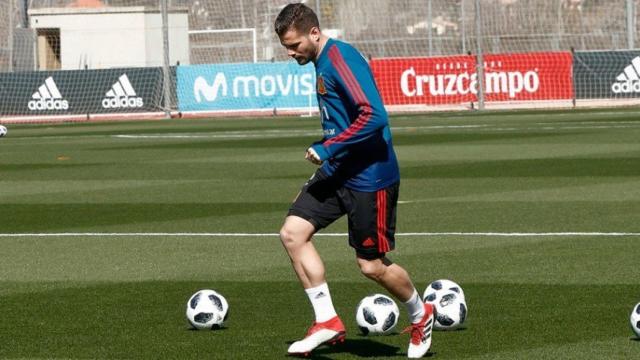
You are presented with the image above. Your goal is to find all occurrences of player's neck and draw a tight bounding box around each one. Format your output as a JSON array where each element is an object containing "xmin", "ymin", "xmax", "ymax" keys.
[{"xmin": 314, "ymin": 35, "xmax": 329, "ymax": 63}]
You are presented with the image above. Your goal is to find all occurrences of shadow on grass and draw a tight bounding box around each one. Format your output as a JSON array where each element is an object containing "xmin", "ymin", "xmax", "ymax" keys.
[
  {"xmin": 439, "ymin": 327, "xmax": 467, "ymax": 332},
  {"xmin": 185, "ymin": 326, "xmax": 229, "ymax": 332},
  {"xmin": 286, "ymin": 338, "xmax": 431, "ymax": 359},
  {"xmin": 631, "ymin": 337, "xmax": 640, "ymax": 342}
]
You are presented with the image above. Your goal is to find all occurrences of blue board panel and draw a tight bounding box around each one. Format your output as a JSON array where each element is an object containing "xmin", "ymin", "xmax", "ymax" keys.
[{"xmin": 177, "ymin": 62, "xmax": 317, "ymax": 112}]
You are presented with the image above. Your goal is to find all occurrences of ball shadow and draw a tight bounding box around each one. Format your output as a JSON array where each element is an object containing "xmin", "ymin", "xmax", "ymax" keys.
[
  {"xmin": 439, "ymin": 326, "xmax": 467, "ymax": 332},
  {"xmin": 185, "ymin": 326, "xmax": 228, "ymax": 332}
]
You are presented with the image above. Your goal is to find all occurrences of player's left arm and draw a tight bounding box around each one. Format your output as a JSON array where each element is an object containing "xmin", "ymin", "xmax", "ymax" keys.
[{"xmin": 310, "ymin": 47, "xmax": 388, "ymax": 161}]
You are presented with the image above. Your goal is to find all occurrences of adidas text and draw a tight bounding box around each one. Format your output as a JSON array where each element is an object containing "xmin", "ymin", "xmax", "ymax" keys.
[
  {"xmin": 28, "ymin": 98, "xmax": 69, "ymax": 111},
  {"xmin": 611, "ymin": 80, "xmax": 640, "ymax": 94},
  {"xmin": 102, "ymin": 97, "xmax": 144, "ymax": 109}
]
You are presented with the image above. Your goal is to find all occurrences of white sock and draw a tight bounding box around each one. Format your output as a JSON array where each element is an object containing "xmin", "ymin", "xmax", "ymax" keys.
[
  {"xmin": 305, "ymin": 283, "xmax": 337, "ymax": 323},
  {"xmin": 404, "ymin": 288, "xmax": 426, "ymax": 324}
]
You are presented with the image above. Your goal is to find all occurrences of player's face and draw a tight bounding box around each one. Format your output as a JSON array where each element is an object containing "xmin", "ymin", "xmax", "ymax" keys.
[{"xmin": 279, "ymin": 28, "xmax": 320, "ymax": 65}]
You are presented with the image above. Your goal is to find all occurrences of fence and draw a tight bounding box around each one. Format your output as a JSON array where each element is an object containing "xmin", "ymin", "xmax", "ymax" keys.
[
  {"xmin": 0, "ymin": 0, "xmax": 639, "ymax": 119},
  {"xmin": 4, "ymin": 0, "xmax": 636, "ymax": 65}
]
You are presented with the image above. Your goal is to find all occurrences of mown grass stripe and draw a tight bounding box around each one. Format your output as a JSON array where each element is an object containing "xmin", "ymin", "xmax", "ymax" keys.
[{"xmin": 1, "ymin": 232, "xmax": 640, "ymax": 237}]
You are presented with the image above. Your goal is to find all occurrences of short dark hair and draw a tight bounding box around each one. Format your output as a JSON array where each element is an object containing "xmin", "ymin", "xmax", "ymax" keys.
[{"xmin": 274, "ymin": 3, "xmax": 320, "ymax": 37}]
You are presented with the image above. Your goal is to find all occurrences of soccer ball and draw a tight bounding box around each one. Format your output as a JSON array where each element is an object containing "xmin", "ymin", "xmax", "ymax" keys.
[
  {"xmin": 186, "ymin": 289, "xmax": 229, "ymax": 330},
  {"xmin": 422, "ymin": 279, "xmax": 465, "ymax": 303},
  {"xmin": 355, "ymin": 294, "xmax": 400, "ymax": 335},
  {"xmin": 428, "ymin": 290, "xmax": 467, "ymax": 330},
  {"xmin": 0, "ymin": 125, "xmax": 7, "ymax": 137},
  {"xmin": 630, "ymin": 302, "xmax": 640, "ymax": 338},
  {"xmin": 423, "ymin": 279, "xmax": 467, "ymax": 331},
  {"xmin": 424, "ymin": 290, "xmax": 467, "ymax": 331}
]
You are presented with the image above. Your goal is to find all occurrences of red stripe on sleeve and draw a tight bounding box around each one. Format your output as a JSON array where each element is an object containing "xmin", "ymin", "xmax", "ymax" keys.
[{"xmin": 324, "ymin": 45, "xmax": 373, "ymax": 147}]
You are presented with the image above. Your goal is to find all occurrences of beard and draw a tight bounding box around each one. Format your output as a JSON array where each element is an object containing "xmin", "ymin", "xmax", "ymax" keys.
[{"xmin": 293, "ymin": 55, "xmax": 311, "ymax": 65}]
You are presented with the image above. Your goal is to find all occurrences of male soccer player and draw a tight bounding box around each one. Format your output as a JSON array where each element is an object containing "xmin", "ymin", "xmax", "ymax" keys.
[{"xmin": 275, "ymin": 3, "xmax": 435, "ymax": 358}]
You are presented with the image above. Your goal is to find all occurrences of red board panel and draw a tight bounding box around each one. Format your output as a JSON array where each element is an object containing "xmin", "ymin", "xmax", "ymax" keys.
[{"xmin": 371, "ymin": 52, "xmax": 573, "ymax": 105}]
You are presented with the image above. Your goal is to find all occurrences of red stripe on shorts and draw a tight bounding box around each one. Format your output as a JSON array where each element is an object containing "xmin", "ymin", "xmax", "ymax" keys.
[{"xmin": 377, "ymin": 189, "xmax": 390, "ymax": 253}]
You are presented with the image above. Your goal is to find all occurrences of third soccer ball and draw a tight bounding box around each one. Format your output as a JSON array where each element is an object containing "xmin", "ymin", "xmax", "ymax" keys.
[
  {"xmin": 422, "ymin": 278, "xmax": 468, "ymax": 331},
  {"xmin": 425, "ymin": 290, "xmax": 467, "ymax": 331},
  {"xmin": 631, "ymin": 302, "xmax": 640, "ymax": 338},
  {"xmin": 355, "ymin": 294, "xmax": 400, "ymax": 335},
  {"xmin": 0, "ymin": 125, "xmax": 7, "ymax": 137},
  {"xmin": 186, "ymin": 289, "xmax": 229, "ymax": 330},
  {"xmin": 422, "ymin": 279, "xmax": 465, "ymax": 303}
]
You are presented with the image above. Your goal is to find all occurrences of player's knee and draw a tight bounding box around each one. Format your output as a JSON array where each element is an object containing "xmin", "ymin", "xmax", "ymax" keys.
[
  {"xmin": 279, "ymin": 226, "xmax": 303, "ymax": 249},
  {"xmin": 358, "ymin": 258, "xmax": 386, "ymax": 281}
]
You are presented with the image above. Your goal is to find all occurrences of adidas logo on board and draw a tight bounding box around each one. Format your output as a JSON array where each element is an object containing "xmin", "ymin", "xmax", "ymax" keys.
[
  {"xmin": 102, "ymin": 74, "xmax": 144, "ymax": 108},
  {"xmin": 28, "ymin": 77, "xmax": 69, "ymax": 111},
  {"xmin": 612, "ymin": 56, "xmax": 640, "ymax": 93}
]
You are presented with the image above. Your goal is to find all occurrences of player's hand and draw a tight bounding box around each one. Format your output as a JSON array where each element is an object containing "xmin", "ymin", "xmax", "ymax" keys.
[{"xmin": 305, "ymin": 147, "xmax": 323, "ymax": 165}]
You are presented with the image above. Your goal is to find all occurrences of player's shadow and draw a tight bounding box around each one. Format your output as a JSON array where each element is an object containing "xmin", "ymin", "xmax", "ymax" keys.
[
  {"xmin": 287, "ymin": 338, "xmax": 435, "ymax": 358},
  {"xmin": 321, "ymin": 338, "xmax": 399, "ymax": 357}
]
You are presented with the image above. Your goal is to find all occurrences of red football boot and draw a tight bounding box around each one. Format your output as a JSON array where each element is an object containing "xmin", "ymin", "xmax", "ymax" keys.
[
  {"xmin": 287, "ymin": 316, "xmax": 346, "ymax": 356},
  {"xmin": 403, "ymin": 302, "xmax": 435, "ymax": 358}
]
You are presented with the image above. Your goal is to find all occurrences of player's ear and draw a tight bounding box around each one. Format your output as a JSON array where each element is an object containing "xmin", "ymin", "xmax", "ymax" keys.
[{"xmin": 309, "ymin": 27, "xmax": 321, "ymax": 42}]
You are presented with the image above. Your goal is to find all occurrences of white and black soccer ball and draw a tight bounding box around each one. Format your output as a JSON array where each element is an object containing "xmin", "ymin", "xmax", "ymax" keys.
[
  {"xmin": 423, "ymin": 280, "xmax": 468, "ymax": 331},
  {"xmin": 630, "ymin": 302, "xmax": 640, "ymax": 338},
  {"xmin": 423, "ymin": 279, "xmax": 465, "ymax": 303},
  {"xmin": 429, "ymin": 290, "xmax": 467, "ymax": 330},
  {"xmin": 355, "ymin": 294, "xmax": 400, "ymax": 335},
  {"xmin": 0, "ymin": 125, "xmax": 7, "ymax": 137},
  {"xmin": 186, "ymin": 289, "xmax": 229, "ymax": 330}
]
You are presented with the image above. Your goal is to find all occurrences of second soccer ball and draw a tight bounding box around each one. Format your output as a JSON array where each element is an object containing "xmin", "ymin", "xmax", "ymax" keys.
[{"xmin": 355, "ymin": 294, "xmax": 400, "ymax": 335}]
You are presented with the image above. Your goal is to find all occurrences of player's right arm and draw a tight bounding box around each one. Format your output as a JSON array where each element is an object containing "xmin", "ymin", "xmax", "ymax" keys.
[{"xmin": 310, "ymin": 45, "xmax": 388, "ymax": 162}]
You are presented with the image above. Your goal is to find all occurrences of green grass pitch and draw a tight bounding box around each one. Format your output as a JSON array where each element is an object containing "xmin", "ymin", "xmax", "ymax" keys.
[{"xmin": 1, "ymin": 108, "xmax": 639, "ymax": 359}]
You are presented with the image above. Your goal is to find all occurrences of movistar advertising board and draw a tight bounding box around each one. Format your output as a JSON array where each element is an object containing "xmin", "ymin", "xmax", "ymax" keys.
[
  {"xmin": 574, "ymin": 50, "xmax": 640, "ymax": 98},
  {"xmin": 0, "ymin": 67, "xmax": 164, "ymax": 115},
  {"xmin": 177, "ymin": 62, "xmax": 317, "ymax": 112}
]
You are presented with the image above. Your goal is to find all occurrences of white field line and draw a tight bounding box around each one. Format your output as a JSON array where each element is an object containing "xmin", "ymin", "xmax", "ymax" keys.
[
  {"xmin": 111, "ymin": 125, "xmax": 488, "ymax": 139},
  {"xmin": 113, "ymin": 134, "xmax": 295, "ymax": 139},
  {"xmin": 0, "ymin": 232, "xmax": 639, "ymax": 237},
  {"xmin": 110, "ymin": 123, "xmax": 640, "ymax": 139},
  {"xmin": 8, "ymin": 121, "xmax": 640, "ymax": 141}
]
